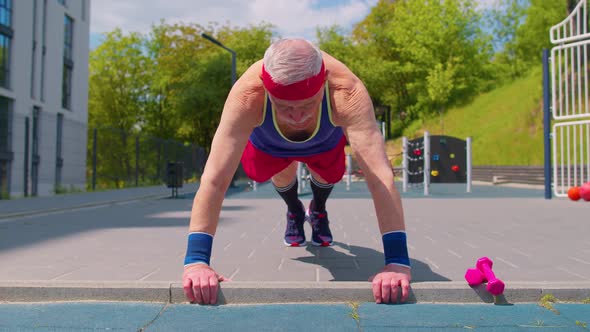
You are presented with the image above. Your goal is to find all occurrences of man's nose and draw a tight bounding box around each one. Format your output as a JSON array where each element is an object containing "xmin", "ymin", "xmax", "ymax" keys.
[{"xmin": 290, "ymin": 110, "xmax": 305, "ymax": 121}]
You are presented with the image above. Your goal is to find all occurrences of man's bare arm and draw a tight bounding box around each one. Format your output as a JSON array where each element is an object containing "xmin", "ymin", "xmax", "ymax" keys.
[
  {"xmin": 340, "ymin": 83, "xmax": 405, "ymax": 234},
  {"xmin": 189, "ymin": 73, "xmax": 264, "ymax": 234},
  {"xmin": 339, "ymin": 79, "xmax": 411, "ymax": 304},
  {"xmin": 182, "ymin": 67, "xmax": 264, "ymax": 305}
]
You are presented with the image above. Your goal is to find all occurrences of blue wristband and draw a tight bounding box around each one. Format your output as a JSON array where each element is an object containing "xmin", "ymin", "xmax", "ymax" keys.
[
  {"xmin": 184, "ymin": 232, "xmax": 213, "ymax": 266},
  {"xmin": 382, "ymin": 231, "xmax": 411, "ymax": 268}
]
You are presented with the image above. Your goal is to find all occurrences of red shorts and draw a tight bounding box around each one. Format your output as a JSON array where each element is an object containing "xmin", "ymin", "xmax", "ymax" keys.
[{"xmin": 241, "ymin": 136, "xmax": 347, "ymax": 184}]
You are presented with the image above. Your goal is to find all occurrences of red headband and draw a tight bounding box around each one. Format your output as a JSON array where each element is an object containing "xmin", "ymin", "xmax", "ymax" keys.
[{"xmin": 261, "ymin": 62, "xmax": 325, "ymax": 101}]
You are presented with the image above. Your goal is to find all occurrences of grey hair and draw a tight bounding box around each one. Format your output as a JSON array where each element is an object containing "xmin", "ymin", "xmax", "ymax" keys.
[{"xmin": 263, "ymin": 38, "xmax": 323, "ymax": 85}]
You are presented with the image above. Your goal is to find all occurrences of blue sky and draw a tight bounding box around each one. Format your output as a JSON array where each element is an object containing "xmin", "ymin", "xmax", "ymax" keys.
[{"xmin": 90, "ymin": 0, "xmax": 499, "ymax": 49}]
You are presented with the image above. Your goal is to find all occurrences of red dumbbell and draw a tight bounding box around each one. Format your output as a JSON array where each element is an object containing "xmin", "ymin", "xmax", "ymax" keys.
[{"xmin": 464, "ymin": 257, "xmax": 505, "ymax": 296}]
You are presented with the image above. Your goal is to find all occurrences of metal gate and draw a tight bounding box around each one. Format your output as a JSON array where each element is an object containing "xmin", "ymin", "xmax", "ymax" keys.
[{"xmin": 549, "ymin": 0, "xmax": 590, "ymax": 197}]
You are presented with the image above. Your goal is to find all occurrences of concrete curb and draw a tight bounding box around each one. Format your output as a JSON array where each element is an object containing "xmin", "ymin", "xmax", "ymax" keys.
[
  {"xmin": 0, "ymin": 281, "xmax": 171, "ymax": 303},
  {"xmin": 2, "ymin": 281, "xmax": 590, "ymax": 304},
  {"xmin": 471, "ymin": 180, "xmax": 545, "ymax": 190}
]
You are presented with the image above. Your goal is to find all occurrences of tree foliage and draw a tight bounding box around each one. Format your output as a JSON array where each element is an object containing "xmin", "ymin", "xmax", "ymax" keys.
[
  {"xmin": 486, "ymin": 0, "xmax": 569, "ymax": 83},
  {"xmin": 319, "ymin": 0, "xmax": 493, "ymax": 131},
  {"xmin": 88, "ymin": 29, "xmax": 152, "ymax": 185},
  {"xmin": 515, "ymin": 0, "xmax": 569, "ymax": 63},
  {"xmin": 89, "ymin": 0, "xmax": 573, "ymax": 155},
  {"xmin": 89, "ymin": 22, "xmax": 273, "ymax": 152}
]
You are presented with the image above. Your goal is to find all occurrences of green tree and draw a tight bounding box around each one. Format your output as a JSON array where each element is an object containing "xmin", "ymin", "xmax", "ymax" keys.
[
  {"xmin": 333, "ymin": 0, "xmax": 492, "ymax": 129},
  {"xmin": 154, "ymin": 22, "xmax": 273, "ymax": 150},
  {"xmin": 89, "ymin": 28, "xmax": 149, "ymax": 131},
  {"xmin": 91, "ymin": 22, "xmax": 273, "ymax": 150},
  {"xmin": 487, "ymin": 0, "xmax": 569, "ymax": 82},
  {"xmin": 317, "ymin": 25, "xmax": 358, "ymax": 65},
  {"xmin": 427, "ymin": 61, "xmax": 456, "ymax": 134},
  {"xmin": 486, "ymin": 0, "xmax": 528, "ymax": 81},
  {"xmin": 515, "ymin": 0, "xmax": 569, "ymax": 64},
  {"xmin": 88, "ymin": 28, "xmax": 151, "ymax": 187},
  {"xmin": 142, "ymin": 22, "xmax": 180, "ymax": 140},
  {"xmin": 88, "ymin": 22, "xmax": 273, "ymax": 188}
]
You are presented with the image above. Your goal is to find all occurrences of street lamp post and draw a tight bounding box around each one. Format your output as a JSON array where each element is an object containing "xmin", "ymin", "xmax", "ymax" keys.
[
  {"xmin": 201, "ymin": 33, "xmax": 238, "ymax": 187},
  {"xmin": 201, "ymin": 33, "xmax": 236, "ymax": 86}
]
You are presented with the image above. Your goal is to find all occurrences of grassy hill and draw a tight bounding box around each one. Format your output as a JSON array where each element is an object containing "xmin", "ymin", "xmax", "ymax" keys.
[{"xmin": 380, "ymin": 66, "xmax": 545, "ymax": 166}]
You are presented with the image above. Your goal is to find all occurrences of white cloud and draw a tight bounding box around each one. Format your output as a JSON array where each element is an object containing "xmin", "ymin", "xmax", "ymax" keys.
[
  {"xmin": 90, "ymin": 0, "xmax": 496, "ymax": 43},
  {"xmin": 90, "ymin": 0, "xmax": 379, "ymax": 41}
]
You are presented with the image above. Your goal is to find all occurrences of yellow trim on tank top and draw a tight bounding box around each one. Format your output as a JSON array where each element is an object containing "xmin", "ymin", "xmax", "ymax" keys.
[
  {"xmin": 325, "ymin": 82, "xmax": 335, "ymax": 126},
  {"xmin": 256, "ymin": 94, "xmax": 268, "ymax": 127}
]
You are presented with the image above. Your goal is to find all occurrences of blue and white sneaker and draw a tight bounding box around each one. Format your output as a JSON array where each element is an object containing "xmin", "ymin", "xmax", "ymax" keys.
[
  {"xmin": 307, "ymin": 204, "xmax": 333, "ymax": 247},
  {"xmin": 283, "ymin": 211, "xmax": 306, "ymax": 247}
]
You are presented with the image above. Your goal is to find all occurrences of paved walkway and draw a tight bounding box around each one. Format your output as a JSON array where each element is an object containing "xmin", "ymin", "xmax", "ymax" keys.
[
  {"xmin": 0, "ymin": 180, "xmax": 545, "ymax": 219},
  {"xmin": 1, "ymin": 181, "xmax": 590, "ymax": 304},
  {"xmin": 2, "ymin": 182, "xmax": 590, "ymax": 330},
  {"xmin": 0, "ymin": 185, "xmax": 195, "ymax": 218},
  {"xmin": 1, "ymin": 302, "xmax": 589, "ymax": 331}
]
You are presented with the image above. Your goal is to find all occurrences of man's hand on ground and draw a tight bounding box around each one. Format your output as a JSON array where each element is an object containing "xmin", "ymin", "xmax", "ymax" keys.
[
  {"xmin": 183, "ymin": 264, "xmax": 229, "ymax": 305},
  {"xmin": 369, "ymin": 264, "xmax": 412, "ymax": 304}
]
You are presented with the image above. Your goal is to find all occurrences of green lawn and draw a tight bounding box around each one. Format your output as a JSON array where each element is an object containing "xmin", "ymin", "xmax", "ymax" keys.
[{"xmin": 384, "ymin": 67, "xmax": 545, "ymax": 166}]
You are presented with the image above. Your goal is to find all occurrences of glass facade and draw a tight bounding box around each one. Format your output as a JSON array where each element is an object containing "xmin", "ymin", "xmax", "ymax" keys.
[
  {"xmin": 0, "ymin": 96, "xmax": 11, "ymax": 198},
  {"xmin": 0, "ymin": 0, "xmax": 11, "ymax": 89},
  {"xmin": 0, "ymin": 0, "xmax": 11, "ymax": 27},
  {"xmin": 55, "ymin": 113, "xmax": 63, "ymax": 188},
  {"xmin": 62, "ymin": 15, "xmax": 73, "ymax": 109}
]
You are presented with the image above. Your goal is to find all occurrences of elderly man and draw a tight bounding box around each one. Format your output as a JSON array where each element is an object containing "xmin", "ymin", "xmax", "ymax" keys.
[{"xmin": 183, "ymin": 38, "xmax": 411, "ymax": 305}]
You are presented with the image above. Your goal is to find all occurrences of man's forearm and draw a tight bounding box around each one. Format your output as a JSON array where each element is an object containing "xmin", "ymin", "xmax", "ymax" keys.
[
  {"xmin": 189, "ymin": 182, "xmax": 227, "ymax": 234},
  {"xmin": 367, "ymin": 173, "xmax": 406, "ymax": 234},
  {"xmin": 367, "ymin": 173, "xmax": 410, "ymax": 268}
]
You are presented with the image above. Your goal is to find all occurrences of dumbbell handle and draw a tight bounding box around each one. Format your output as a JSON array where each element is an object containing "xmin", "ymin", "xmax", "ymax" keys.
[
  {"xmin": 480, "ymin": 261, "xmax": 496, "ymax": 280},
  {"xmin": 479, "ymin": 261, "xmax": 505, "ymax": 295}
]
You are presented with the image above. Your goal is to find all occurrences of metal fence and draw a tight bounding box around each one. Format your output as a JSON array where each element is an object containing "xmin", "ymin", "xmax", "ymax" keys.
[
  {"xmin": 87, "ymin": 127, "xmax": 206, "ymax": 191},
  {"xmin": 545, "ymin": 0, "xmax": 590, "ymax": 198}
]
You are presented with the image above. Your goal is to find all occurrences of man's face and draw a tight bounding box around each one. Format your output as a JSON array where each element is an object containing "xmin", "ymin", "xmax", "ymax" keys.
[{"xmin": 269, "ymin": 88, "xmax": 324, "ymax": 130}]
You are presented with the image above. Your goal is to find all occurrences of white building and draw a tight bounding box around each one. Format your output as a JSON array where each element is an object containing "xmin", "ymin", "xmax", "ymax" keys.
[{"xmin": 0, "ymin": 0, "xmax": 90, "ymax": 198}]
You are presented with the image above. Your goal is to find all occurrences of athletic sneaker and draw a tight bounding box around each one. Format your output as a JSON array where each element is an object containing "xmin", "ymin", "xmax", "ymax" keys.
[
  {"xmin": 307, "ymin": 203, "xmax": 333, "ymax": 247},
  {"xmin": 283, "ymin": 211, "xmax": 306, "ymax": 247}
]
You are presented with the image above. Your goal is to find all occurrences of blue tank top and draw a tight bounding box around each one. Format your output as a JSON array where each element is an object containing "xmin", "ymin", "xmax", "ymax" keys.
[{"xmin": 249, "ymin": 82, "xmax": 344, "ymax": 158}]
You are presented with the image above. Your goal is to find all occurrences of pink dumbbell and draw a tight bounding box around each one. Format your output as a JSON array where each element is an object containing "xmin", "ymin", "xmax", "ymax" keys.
[{"xmin": 464, "ymin": 257, "xmax": 505, "ymax": 296}]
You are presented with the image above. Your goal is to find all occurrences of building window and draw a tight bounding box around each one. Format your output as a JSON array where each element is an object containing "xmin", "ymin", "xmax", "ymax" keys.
[
  {"xmin": 31, "ymin": 0, "xmax": 38, "ymax": 98},
  {"xmin": 55, "ymin": 113, "xmax": 63, "ymax": 189},
  {"xmin": 57, "ymin": 0, "xmax": 65, "ymax": 6},
  {"xmin": 31, "ymin": 107, "xmax": 40, "ymax": 196},
  {"xmin": 63, "ymin": 15, "xmax": 73, "ymax": 61},
  {"xmin": 62, "ymin": 15, "xmax": 73, "ymax": 109},
  {"xmin": 0, "ymin": 0, "xmax": 12, "ymax": 90},
  {"xmin": 41, "ymin": 0, "xmax": 47, "ymax": 101},
  {"xmin": 0, "ymin": 96, "xmax": 11, "ymax": 152},
  {"xmin": 0, "ymin": 34, "xmax": 10, "ymax": 88},
  {"xmin": 0, "ymin": 0, "xmax": 12, "ymax": 27},
  {"xmin": 62, "ymin": 65, "xmax": 72, "ymax": 109},
  {"xmin": 81, "ymin": 0, "xmax": 86, "ymax": 21},
  {"xmin": 0, "ymin": 96, "xmax": 12, "ymax": 198},
  {"xmin": 0, "ymin": 156, "xmax": 8, "ymax": 198}
]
